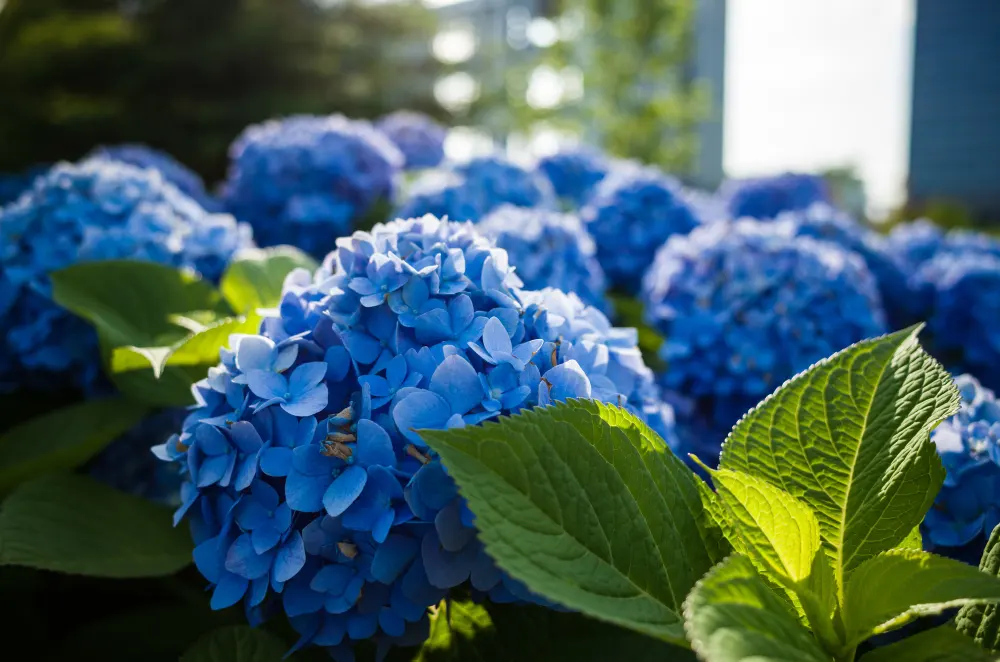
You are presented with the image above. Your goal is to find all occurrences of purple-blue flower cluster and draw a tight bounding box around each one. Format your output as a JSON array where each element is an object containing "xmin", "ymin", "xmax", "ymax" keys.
[
  {"xmin": 154, "ymin": 215, "xmax": 676, "ymax": 655},
  {"xmin": 478, "ymin": 205, "xmax": 608, "ymax": 311},
  {"xmin": 642, "ymin": 219, "xmax": 887, "ymax": 449},
  {"xmin": 778, "ymin": 204, "xmax": 912, "ymax": 329},
  {"xmin": 535, "ymin": 147, "xmax": 609, "ymax": 208},
  {"xmin": 720, "ymin": 172, "xmax": 830, "ymax": 221},
  {"xmin": 88, "ymin": 144, "xmax": 218, "ymax": 210},
  {"xmin": 580, "ymin": 164, "xmax": 701, "ymax": 293},
  {"xmin": 0, "ymin": 158, "xmax": 253, "ymax": 394},
  {"xmin": 375, "ymin": 111, "xmax": 447, "ymax": 170},
  {"xmin": 223, "ymin": 115, "xmax": 403, "ymax": 258},
  {"xmin": 925, "ymin": 374, "xmax": 1000, "ymax": 561},
  {"xmin": 0, "ymin": 164, "xmax": 48, "ymax": 207},
  {"xmin": 396, "ymin": 154, "xmax": 555, "ymax": 223}
]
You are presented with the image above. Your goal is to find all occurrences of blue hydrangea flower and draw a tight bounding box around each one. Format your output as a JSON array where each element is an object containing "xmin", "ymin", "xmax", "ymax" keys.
[
  {"xmin": 580, "ymin": 164, "xmax": 701, "ymax": 293},
  {"xmin": 779, "ymin": 203, "xmax": 913, "ymax": 329},
  {"xmin": 88, "ymin": 144, "xmax": 217, "ymax": 210},
  {"xmin": 916, "ymin": 252, "xmax": 1000, "ymax": 391},
  {"xmin": 224, "ymin": 115, "xmax": 403, "ymax": 258},
  {"xmin": 720, "ymin": 172, "xmax": 830, "ymax": 220},
  {"xmin": 396, "ymin": 154, "xmax": 556, "ymax": 223},
  {"xmin": 478, "ymin": 205, "xmax": 608, "ymax": 310},
  {"xmin": 0, "ymin": 164, "xmax": 48, "ymax": 207},
  {"xmin": 155, "ymin": 214, "xmax": 676, "ymax": 656},
  {"xmin": 375, "ymin": 111, "xmax": 447, "ymax": 170},
  {"xmin": 0, "ymin": 158, "xmax": 253, "ymax": 394},
  {"xmin": 925, "ymin": 374, "xmax": 1000, "ymax": 561},
  {"xmin": 642, "ymin": 219, "xmax": 887, "ymax": 453},
  {"xmin": 535, "ymin": 147, "xmax": 609, "ymax": 208}
]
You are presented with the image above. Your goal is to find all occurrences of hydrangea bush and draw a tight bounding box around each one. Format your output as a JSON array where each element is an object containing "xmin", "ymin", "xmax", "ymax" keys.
[
  {"xmin": 642, "ymin": 219, "xmax": 887, "ymax": 447},
  {"xmin": 224, "ymin": 115, "xmax": 403, "ymax": 257},
  {"xmin": 88, "ymin": 144, "xmax": 217, "ymax": 210},
  {"xmin": 152, "ymin": 215, "xmax": 675, "ymax": 656},
  {"xmin": 719, "ymin": 171, "xmax": 830, "ymax": 220},
  {"xmin": 535, "ymin": 147, "xmax": 609, "ymax": 208},
  {"xmin": 396, "ymin": 155, "xmax": 555, "ymax": 222},
  {"xmin": 925, "ymin": 374, "xmax": 1000, "ymax": 562},
  {"xmin": 580, "ymin": 164, "xmax": 700, "ymax": 293},
  {"xmin": 375, "ymin": 111, "xmax": 447, "ymax": 170},
  {"xmin": 478, "ymin": 205, "xmax": 608, "ymax": 310},
  {"xmin": 0, "ymin": 158, "xmax": 252, "ymax": 394}
]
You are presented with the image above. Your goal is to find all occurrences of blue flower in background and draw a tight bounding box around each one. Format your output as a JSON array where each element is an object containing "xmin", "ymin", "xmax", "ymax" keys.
[
  {"xmin": 0, "ymin": 164, "xmax": 48, "ymax": 207},
  {"xmin": 375, "ymin": 111, "xmax": 447, "ymax": 170},
  {"xmin": 925, "ymin": 374, "xmax": 1000, "ymax": 561},
  {"xmin": 155, "ymin": 214, "xmax": 676, "ymax": 656},
  {"xmin": 88, "ymin": 144, "xmax": 218, "ymax": 210},
  {"xmin": 0, "ymin": 157, "xmax": 252, "ymax": 395},
  {"xmin": 535, "ymin": 147, "xmax": 609, "ymax": 208},
  {"xmin": 642, "ymin": 219, "xmax": 887, "ymax": 456},
  {"xmin": 479, "ymin": 205, "xmax": 609, "ymax": 311},
  {"xmin": 720, "ymin": 171, "xmax": 830, "ymax": 220},
  {"xmin": 396, "ymin": 154, "xmax": 555, "ymax": 222},
  {"xmin": 223, "ymin": 114, "xmax": 403, "ymax": 258},
  {"xmin": 580, "ymin": 164, "xmax": 701, "ymax": 293}
]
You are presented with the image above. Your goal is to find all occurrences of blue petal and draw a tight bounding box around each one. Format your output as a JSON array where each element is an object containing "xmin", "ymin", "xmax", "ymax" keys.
[
  {"xmin": 355, "ymin": 419, "xmax": 396, "ymax": 468},
  {"xmin": 197, "ymin": 453, "xmax": 234, "ymax": 488},
  {"xmin": 274, "ymin": 530, "xmax": 307, "ymax": 583},
  {"xmin": 481, "ymin": 316, "xmax": 512, "ymax": 355},
  {"xmin": 233, "ymin": 454, "xmax": 258, "ymax": 492},
  {"xmin": 422, "ymin": 529, "xmax": 475, "ymax": 589},
  {"xmin": 429, "ymin": 355, "xmax": 482, "ymax": 416},
  {"xmin": 259, "ymin": 446, "xmax": 293, "ymax": 477},
  {"xmin": 325, "ymin": 346, "xmax": 352, "ymax": 382},
  {"xmin": 323, "ymin": 465, "xmax": 369, "ymax": 517},
  {"xmin": 211, "ymin": 572, "xmax": 250, "ymax": 610},
  {"xmin": 196, "ymin": 424, "xmax": 230, "ymax": 456},
  {"xmin": 379, "ymin": 610, "xmax": 406, "ymax": 637},
  {"xmin": 251, "ymin": 525, "xmax": 282, "ymax": 554},
  {"xmin": 413, "ymin": 308, "xmax": 452, "ymax": 344},
  {"xmin": 285, "ymin": 470, "xmax": 330, "ymax": 513},
  {"xmin": 192, "ymin": 534, "xmax": 227, "ymax": 583},
  {"xmin": 372, "ymin": 534, "xmax": 420, "ymax": 584},
  {"xmin": 401, "ymin": 555, "xmax": 447, "ymax": 607},
  {"xmin": 311, "ymin": 564, "xmax": 354, "ymax": 593},
  {"xmin": 236, "ymin": 336, "xmax": 276, "ymax": 373},
  {"xmin": 342, "ymin": 330, "xmax": 381, "ymax": 364},
  {"xmin": 392, "ymin": 389, "xmax": 452, "ymax": 444},
  {"xmin": 247, "ymin": 370, "xmax": 288, "ymax": 401},
  {"xmin": 236, "ymin": 500, "xmax": 270, "ymax": 531},
  {"xmin": 434, "ymin": 500, "xmax": 477, "ymax": 552},
  {"xmin": 289, "ymin": 362, "xmax": 329, "ymax": 394},
  {"xmin": 283, "ymin": 384, "xmax": 328, "ymax": 417},
  {"xmin": 225, "ymin": 533, "xmax": 274, "ymax": 580}
]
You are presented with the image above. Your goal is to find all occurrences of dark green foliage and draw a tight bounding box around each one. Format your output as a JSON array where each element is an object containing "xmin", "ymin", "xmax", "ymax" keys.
[
  {"xmin": 957, "ymin": 524, "xmax": 1000, "ymax": 652},
  {"xmin": 0, "ymin": 0, "xmax": 444, "ymax": 183}
]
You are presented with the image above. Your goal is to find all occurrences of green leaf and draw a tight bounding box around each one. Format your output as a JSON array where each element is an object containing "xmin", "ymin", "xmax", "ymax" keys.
[
  {"xmin": 421, "ymin": 399, "xmax": 728, "ymax": 644},
  {"xmin": 179, "ymin": 626, "xmax": 288, "ymax": 662},
  {"xmin": 719, "ymin": 325, "xmax": 960, "ymax": 593},
  {"xmin": 220, "ymin": 246, "xmax": 318, "ymax": 314},
  {"xmin": 958, "ymin": 524, "xmax": 1000, "ymax": 652},
  {"xmin": 843, "ymin": 548, "xmax": 1000, "ymax": 648},
  {"xmin": 683, "ymin": 555, "xmax": 830, "ymax": 662},
  {"xmin": 51, "ymin": 260, "xmax": 230, "ymax": 348},
  {"xmin": 708, "ymin": 468, "xmax": 822, "ymax": 585},
  {"xmin": 0, "ymin": 398, "xmax": 149, "ymax": 492},
  {"xmin": 857, "ymin": 624, "xmax": 996, "ymax": 662},
  {"xmin": 0, "ymin": 474, "xmax": 191, "ymax": 578},
  {"xmin": 897, "ymin": 525, "xmax": 924, "ymax": 551},
  {"xmin": 111, "ymin": 314, "xmax": 261, "ymax": 378}
]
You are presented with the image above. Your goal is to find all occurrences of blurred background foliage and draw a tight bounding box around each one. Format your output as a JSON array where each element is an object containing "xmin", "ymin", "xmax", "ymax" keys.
[{"xmin": 0, "ymin": 0, "xmax": 445, "ymax": 183}]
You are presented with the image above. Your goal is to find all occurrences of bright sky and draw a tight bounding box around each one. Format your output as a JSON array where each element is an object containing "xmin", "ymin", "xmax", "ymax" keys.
[{"xmin": 724, "ymin": 0, "xmax": 915, "ymax": 214}]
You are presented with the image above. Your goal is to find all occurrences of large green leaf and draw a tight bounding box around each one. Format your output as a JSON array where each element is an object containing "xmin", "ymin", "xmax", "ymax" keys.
[
  {"xmin": 708, "ymin": 468, "xmax": 821, "ymax": 585},
  {"xmin": 421, "ymin": 399, "xmax": 728, "ymax": 644},
  {"xmin": 51, "ymin": 260, "xmax": 229, "ymax": 348},
  {"xmin": 843, "ymin": 548, "xmax": 1000, "ymax": 648},
  {"xmin": 683, "ymin": 554, "xmax": 830, "ymax": 662},
  {"xmin": 111, "ymin": 313, "xmax": 261, "ymax": 377},
  {"xmin": 857, "ymin": 625, "xmax": 996, "ymax": 662},
  {"xmin": 414, "ymin": 599, "xmax": 693, "ymax": 662},
  {"xmin": 0, "ymin": 474, "xmax": 190, "ymax": 577},
  {"xmin": 719, "ymin": 325, "xmax": 959, "ymax": 593},
  {"xmin": 0, "ymin": 398, "xmax": 149, "ymax": 492},
  {"xmin": 220, "ymin": 246, "xmax": 318, "ymax": 314},
  {"xmin": 179, "ymin": 626, "xmax": 288, "ymax": 662},
  {"xmin": 958, "ymin": 524, "xmax": 1000, "ymax": 652}
]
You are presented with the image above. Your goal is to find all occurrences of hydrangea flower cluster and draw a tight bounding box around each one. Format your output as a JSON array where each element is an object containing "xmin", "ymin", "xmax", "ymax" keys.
[
  {"xmin": 778, "ymin": 203, "xmax": 912, "ymax": 329},
  {"xmin": 642, "ymin": 219, "xmax": 887, "ymax": 447},
  {"xmin": 154, "ymin": 215, "xmax": 676, "ymax": 656},
  {"xmin": 0, "ymin": 164, "xmax": 48, "ymax": 207},
  {"xmin": 720, "ymin": 172, "xmax": 830, "ymax": 221},
  {"xmin": 89, "ymin": 144, "xmax": 217, "ymax": 210},
  {"xmin": 580, "ymin": 165, "xmax": 701, "ymax": 293},
  {"xmin": 535, "ymin": 147, "xmax": 609, "ymax": 208},
  {"xmin": 917, "ymin": 251, "xmax": 1000, "ymax": 391},
  {"xmin": 223, "ymin": 115, "xmax": 403, "ymax": 258},
  {"xmin": 478, "ymin": 205, "xmax": 608, "ymax": 311},
  {"xmin": 375, "ymin": 111, "xmax": 447, "ymax": 170},
  {"xmin": 396, "ymin": 155, "xmax": 555, "ymax": 223},
  {"xmin": 925, "ymin": 374, "xmax": 1000, "ymax": 561},
  {"xmin": 0, "ymin": 158, "xmax": 253, "ymax": 394}
]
